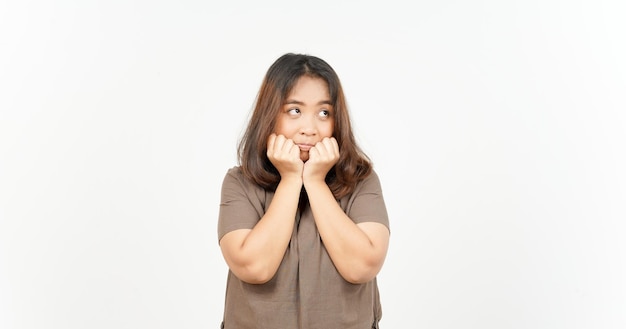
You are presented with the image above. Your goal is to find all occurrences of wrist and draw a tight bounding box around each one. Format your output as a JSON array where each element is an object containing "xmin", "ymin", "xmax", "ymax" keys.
[
  {"xmin": 302, "ymin": 177, "xmax": 327, "ymax": 190},
  {"xmin": 279, "ymin": 174, "xmax": 303, "ymax": 187}
]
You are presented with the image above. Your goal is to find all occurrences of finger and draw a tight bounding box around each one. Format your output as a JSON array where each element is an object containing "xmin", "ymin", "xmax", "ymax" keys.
[
  {"xmin": 273, "ymin": 135, "xmax": 286, "ymax": 155},
  {"xmin": 316, "ymin": 139, "xmax": 332, "ymax": 158},
  {"xmin": 287, "ymin": 139, "xmax": 300, "ymax": 157},
  {"xmin": 321, "ymin": 138, "xmax": 333, "ymax": 153},
  {"xmin": 314, "ymin": 138, "xmax": 338, "ymax": 162},
  {"xmin": 283, "ymin": 138, "xmax": 296, "ymax": 155},
  {"xmin": 308, "ymin": 145, "xmax": 320, "ymax": 160}
]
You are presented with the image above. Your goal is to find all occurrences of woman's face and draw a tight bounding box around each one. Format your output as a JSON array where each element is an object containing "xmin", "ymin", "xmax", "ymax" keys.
[{"xmin": 274, "ymin": 76, "xmax": 335, "ymax": 162}]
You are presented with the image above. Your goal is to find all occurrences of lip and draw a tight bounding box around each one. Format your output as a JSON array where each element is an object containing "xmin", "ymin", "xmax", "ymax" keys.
[{"xmin": 296, "ymin": 143, "xmax": 313, "ymax": 151}]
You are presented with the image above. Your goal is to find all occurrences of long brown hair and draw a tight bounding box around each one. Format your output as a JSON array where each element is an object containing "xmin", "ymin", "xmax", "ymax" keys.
[{"xmin": 237, "ymin": 53, "xmax": 371, "ymax": 199}]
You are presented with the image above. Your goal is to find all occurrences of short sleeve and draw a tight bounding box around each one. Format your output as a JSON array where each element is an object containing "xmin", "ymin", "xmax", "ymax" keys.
[
  {"xmin": 342, "ymin": 170, "xmax": 390, "ymax": 230},
  {"xmin": 217, "ymin": 167, "xmax": 268, "ymax": 242}
]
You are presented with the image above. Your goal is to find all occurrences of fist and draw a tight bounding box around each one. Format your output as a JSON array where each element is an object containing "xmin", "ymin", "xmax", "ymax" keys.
[
  {"xmin": 303, "ymin": 137, "xmax": 339, "ymax": 181},
  {"xmin": 267, "ymin": 134, "xmax": 304, "ymax": 178}
]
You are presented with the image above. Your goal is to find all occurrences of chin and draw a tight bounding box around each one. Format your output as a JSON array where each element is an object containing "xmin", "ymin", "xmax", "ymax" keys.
[{"xmin": 300, "ymin": 151, "xmax": 309, "ymax": 162}]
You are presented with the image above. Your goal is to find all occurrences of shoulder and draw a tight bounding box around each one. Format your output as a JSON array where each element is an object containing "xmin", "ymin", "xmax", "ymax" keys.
[
  {"xmin": 222, "ymin": 166, "xmax": 251, "ymax": 186},
  {"xmin": 224, "ymin": 166, "xmax": 243, "ymax": 180},
  {"xmin": 340, "ymin": 169, "xmax": 386, "ymax": 202},
  {"xmin": 356, "ymin": 169, "xmax": 384, "ymax": 192},
  {"xmin": 221, "ymin": 166, "xmax": 247, "ymax": 192},
  {"xmin": 366, "ymin": 169, "xmax": 381, "ymax": 182},
  {"xmin": 340, "ymin": 168, "xmax": 389, "ymax": 227},
  {"xmin": 221, "ymin": 166, "xmax": 267, "ymax": 198}
]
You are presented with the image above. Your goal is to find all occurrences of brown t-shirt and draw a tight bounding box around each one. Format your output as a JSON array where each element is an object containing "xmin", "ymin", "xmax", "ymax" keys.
[{"xmin": 218, "ymin": 166, "xmax": 389, "ymax": 329}]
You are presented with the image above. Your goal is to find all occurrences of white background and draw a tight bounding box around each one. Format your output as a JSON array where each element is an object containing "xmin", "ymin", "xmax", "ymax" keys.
[{"xmin": 1, "ymin": 0, "xmax": 625, "ymax": 328}]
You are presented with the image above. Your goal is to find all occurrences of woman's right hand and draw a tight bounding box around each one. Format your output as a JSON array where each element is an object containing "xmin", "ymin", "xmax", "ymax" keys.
[{"xmin": 267, "ymin": 134, "xmax": 304, "ymax": 181}]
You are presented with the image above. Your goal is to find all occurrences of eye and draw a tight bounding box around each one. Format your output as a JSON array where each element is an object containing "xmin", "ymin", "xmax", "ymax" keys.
[
  {"xmin": 319, "ymin": 109, "xmax": 331, "ymax": 118},
  {"xmin": 287, "ymin": 108, "xmax": 301, "ymax": 115}
]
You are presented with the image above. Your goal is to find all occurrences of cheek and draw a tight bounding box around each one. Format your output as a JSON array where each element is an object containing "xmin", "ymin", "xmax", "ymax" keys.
[
  {"xmin": 322, "ymin": 122, "xmax": 334, "ymax": 138},
  {"xmin": 273, "ymin": 119, "xmax": 289, "ymax": 136}
]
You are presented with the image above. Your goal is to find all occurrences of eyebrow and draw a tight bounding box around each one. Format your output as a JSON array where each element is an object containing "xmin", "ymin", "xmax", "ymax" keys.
[{"xmin": 284, "ymin": 99, "xmax": 332, "ymax": 106}]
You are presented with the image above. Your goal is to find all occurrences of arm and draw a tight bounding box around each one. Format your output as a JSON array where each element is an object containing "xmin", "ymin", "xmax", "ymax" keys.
[
  {"xmin": 219, "ymin": 134, "xmax": 303, "ymax": 284},
  {"xmin": 220, "ymin": 176, "xmax": 301, "ymax": 284},
  {"xmin": 305, "ymin": 181, "xmax": 389, "ymax": 284},
  {"xmin": 303, "ymin": 138, "xmax": 390, "ymax": 284}
]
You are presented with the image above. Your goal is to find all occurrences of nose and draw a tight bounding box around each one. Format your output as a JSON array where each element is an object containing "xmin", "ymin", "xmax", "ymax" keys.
[{"xmin": 299, "ymin": 115, "xmax": 317, "ymax": 136}]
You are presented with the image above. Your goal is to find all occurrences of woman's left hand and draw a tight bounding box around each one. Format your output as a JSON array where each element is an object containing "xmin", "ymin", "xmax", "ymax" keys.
[{"xmin": 303, "ymin": 137, "xmax": 339, "ymax": 183}]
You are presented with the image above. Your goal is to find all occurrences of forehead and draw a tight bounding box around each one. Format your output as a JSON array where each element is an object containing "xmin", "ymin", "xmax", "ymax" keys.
[{"xmin": 287, "ymin": 76, "xmax": 330, "ymax": 98}]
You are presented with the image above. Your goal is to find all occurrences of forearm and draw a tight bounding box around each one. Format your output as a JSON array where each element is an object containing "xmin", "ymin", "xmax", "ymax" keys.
[
  {"xmin": 304, "ymin": 180, "xmax": 389, "ymax": 284},
  {"xmin": 222, "ymin": 177, "xmax": 302, "ymax": 283}
]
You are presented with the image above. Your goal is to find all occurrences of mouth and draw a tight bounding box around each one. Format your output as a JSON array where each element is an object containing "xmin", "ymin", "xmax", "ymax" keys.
[{"xmin": 296, "ymin": 143, "xmax": 313, "ymax": 151}]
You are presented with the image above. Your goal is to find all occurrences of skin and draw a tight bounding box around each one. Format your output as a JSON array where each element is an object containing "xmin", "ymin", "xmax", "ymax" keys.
[{"xmin": 220, "ymin": 76, "xmax": 390, "ymax": 284}]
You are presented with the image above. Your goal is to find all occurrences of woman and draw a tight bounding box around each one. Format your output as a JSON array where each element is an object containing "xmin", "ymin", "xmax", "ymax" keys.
[{"xmin": 218, "ymin": 53, "xmax": 390, "ymax": 328}]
